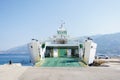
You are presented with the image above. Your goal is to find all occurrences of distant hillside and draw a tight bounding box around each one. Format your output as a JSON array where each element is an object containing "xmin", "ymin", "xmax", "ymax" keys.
[
  {"xmin": 0, "ymin": 44, "xmax": 30, "ymax": 54},
  {"xmin": 92, "ymin": 33, "xmax": 120, "ymax": 56}
]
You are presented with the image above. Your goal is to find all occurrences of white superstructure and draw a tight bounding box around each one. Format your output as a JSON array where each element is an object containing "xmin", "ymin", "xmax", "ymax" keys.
[
  {"xmin": 83, "ymin": 39, "xmax": 97, "ymax": 64},
  {"xmin": 28, "ymin": 39, "xmax": 41, "ymax": 64}
]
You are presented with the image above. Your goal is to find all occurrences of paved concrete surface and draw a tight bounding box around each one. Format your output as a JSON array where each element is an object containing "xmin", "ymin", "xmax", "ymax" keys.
[
  {"xmin": 0, "ymin": 59, "xmax": 120, "ymax": 80},
  {"xmin": 19, "ymin": 66, "xmax": 120, "ymax": 80},
  {"xmin": 0, "ymin": 64, "xmax": 27, "ymax": 80}
]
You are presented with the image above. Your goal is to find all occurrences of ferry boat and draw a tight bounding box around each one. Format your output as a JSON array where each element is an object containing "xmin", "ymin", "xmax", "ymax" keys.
[{"xmin": 28, "ymin": 24, "xmax": 97, "ymax": 65}]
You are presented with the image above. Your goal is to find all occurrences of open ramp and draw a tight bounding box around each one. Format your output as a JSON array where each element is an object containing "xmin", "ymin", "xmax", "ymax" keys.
[{"xmin": 41, "ymin": 58, "xmax": 83, "ymax": 67}]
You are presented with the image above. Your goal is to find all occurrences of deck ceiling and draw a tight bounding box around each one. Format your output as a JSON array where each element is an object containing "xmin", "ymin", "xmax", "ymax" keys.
[{"xmin": 46, "ymin": 44, "xmax": 78, "ymax": 49}]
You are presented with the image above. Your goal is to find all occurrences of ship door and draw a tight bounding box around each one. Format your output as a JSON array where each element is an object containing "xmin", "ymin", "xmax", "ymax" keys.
[{"xmin": 58, "ymin": 49, "xmax": 67, "ymax": 57}]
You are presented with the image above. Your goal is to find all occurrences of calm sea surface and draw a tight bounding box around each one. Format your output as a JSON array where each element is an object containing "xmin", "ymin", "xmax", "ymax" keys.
[{"xmin": 0, "ymin": 54, "xmax": 33, "ymax": 66}]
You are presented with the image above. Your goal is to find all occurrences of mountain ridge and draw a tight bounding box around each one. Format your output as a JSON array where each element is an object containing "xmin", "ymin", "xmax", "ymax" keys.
[{"xmin": 1, "ymin": 32, "xmax": 120, "ymax": 56}]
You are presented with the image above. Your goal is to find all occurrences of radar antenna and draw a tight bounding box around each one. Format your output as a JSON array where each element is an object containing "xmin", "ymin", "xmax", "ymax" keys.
[{"xmin": 60, "ymin": 20, "xmax": 65, "ymax": 28}]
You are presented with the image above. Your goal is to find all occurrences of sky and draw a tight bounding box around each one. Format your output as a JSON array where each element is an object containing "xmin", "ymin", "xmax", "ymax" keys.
[{"xmin": 0, "ymin": 0, "xmax": 120, "ymax": 50}]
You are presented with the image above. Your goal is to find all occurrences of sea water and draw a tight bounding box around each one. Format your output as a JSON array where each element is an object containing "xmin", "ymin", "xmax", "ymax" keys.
[{"xmin": 0, "ymin": 54, "xmax": 33, "ymax": 66}]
